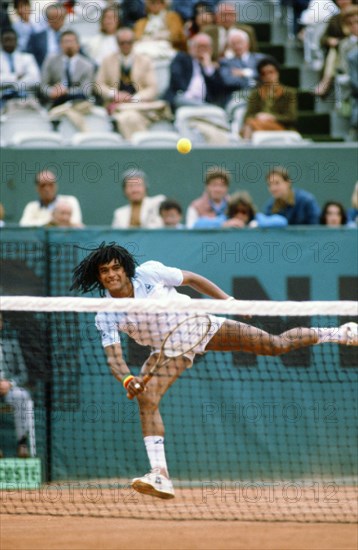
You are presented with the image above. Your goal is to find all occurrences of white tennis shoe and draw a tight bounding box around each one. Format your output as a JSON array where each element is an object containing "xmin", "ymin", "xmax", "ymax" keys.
[
  {"xmin": 131, "ymin": 469, "xmax": 175, "ymax": 499},
  {"xmin": 340, "ymin": 322, "xmax": 358, "ymax": 346}
]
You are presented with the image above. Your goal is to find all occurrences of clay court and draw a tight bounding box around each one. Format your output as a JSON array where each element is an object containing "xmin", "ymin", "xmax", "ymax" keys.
[{"xmin": 1, "ymin": 515, "xmax": 357, "ymax": 550}]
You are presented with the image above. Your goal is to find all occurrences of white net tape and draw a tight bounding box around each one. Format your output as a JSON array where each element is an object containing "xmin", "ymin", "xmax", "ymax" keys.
[{"xmin": 0, "ymin": 296, "xmax": 357, "ymax": 316}]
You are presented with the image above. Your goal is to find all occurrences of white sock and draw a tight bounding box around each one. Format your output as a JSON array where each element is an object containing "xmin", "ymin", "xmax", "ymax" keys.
[
  {"xmin": 311, "ymin": 327, "xmax": 344, "ymax": 344},
  {"xmin": 144, "ymin": 435, "xmax": 169, "ymax": 475}
]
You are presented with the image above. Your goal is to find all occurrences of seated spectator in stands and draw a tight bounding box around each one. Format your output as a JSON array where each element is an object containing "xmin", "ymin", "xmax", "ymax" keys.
[
  {"xmin": 193, "ymin": 190, "xmax": 288, "ymax": 228},
  {"xmin": 186, "ymin": 167, "xmax": 231, "ymax": 228},
  {"xmin": 19, "ymin": 170, "xmax": 83, "ymax": 227},
  {"xmin": 264, "ymin": 166, "xmax": 320, "ymax": 225},
  {"xmin": 202, "ymin": 1, "xmax": 258, "ymax": 60},
  {"xmin": 133, "ymin": 0, "xmax": 186, "ymax": 59},
  {"xmin": 40, "ymin": 30, "xmax": 95, "ymax": 132},
  {"xmin": 0, "ymin": 28, "xmax": 40, "ymax": 112},
  {"xmin": 96, "ymin": 28, "xmax": 171, "ymax": 139},
  {"xmin": 347, "ymin": 45, "xmax": 358, "ymax": 137},
  {"xmin": 315, "ymin": 0, "xmax": 357, "ymax": 96},
  {"xmin": 241, "ymin": 57, "xmax": 298, "ymax": 140},
  {"xmin": 112, "ymin": 169, "xmax": 166, "ymax": 228},
  {"xmin": 26, "ymin": 3, "xmax": 68, "ymax": 67},
  {"xmin": 184, "ymin": 1, "xmax": 215, "ymax": 39},
  {"xmin": 0, "ymin": 313, "xmax": 35, "ymax": 459},
  {"xmin": 11, "ymin": 0, "xmax": 46, "ymax": 52},
  {"xmin": 334, "ymin": 7, "xmax": 358, "ymax": 116},
  {"xmin": 319, "ymin": 201, "xmax": 348, "ymax": 225},
  {"xmin": 347, "ymin": 181, "xmax": 358, "ymax": 224},
  {"xmin": 219, "ymin": 29, "xmax": 264, "ymax": 107},
  {"xmin": 83, "ymin": 5, "xmax": 121, "ymax": 66},
  {"xmin": 0, "ymin": 203, "xmax": 5, "ymax": 227},
  {"xmin": 159, "ymin": 199, "xmax": 184, "ymax": 228},
  {"xmin": 164, "ymin": 32, "xmax": 224, "ymax": 111},
  {"xmin": 46, "ymin": 200, "xmax": 85, "ymax": 228}
]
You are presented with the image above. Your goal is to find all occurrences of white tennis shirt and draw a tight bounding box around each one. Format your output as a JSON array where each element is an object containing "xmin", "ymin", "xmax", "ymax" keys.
[{"xmin": 95, "ymin": 261, "xmax": 224, "ymax": 352}]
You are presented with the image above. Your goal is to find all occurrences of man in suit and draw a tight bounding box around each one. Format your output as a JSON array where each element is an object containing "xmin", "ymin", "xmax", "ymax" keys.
[
  {"xmin": 219, "ymin": 28, "xmax": 264, "ymax": 106},
  {"xmin": 112, "ymin": 169, "xmax": 166, "ymax": 228},
  {"xmin": 163, "ymin": 32, "xmax": 224, "ymax": 111},
  {"xmin": 202, "ymin": 1, "xmax": 258, "ymax": 60},
  {"xmin": 26, "ymin": 2, "xmax": 67, "ymax": 67},
  {"xmin": 0, "ymin": 28, "xmax": 40, "ymax": 111},
  {"xmin": 40, "ymin": 30, "xmax": 94, "ymax": 131},
  {"xmin": 96, "ymin": 27, "xmax": 170, "ymax": 140}
]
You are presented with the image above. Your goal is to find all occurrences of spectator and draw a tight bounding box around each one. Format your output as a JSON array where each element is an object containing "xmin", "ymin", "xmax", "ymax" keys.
[
  {"xmin": 315, "ymin": 0, "xmax": 357, "ymax": 96},
  {"xmin": 0, "ymin": 203, "xmax": 5, "ymax": 227},
  {"xmin": 0, "ymin": 313, "xmax": 35, "ymax": 459},
  {"xmin": 202, "ymin": 1, "xmax": 258, "ymax": 60},
  {"xmin": 96, "ymin": 28, "xmax": 171, "ymax": 140},
  {"xmin": 241, "ymin": 57, "xmax": 298, "ymax": 140},
  {"xmin": 19, "ymin": 170, "xmax": 83, "ymax": 227},
  {"xmin": 264, "ymin": 166, "xmax": 320, "ymax": 225},
  {"xmin": 159, "ymin": 199, "xmax": 184, "ymax": 228},
  {"xmin": 164, "ymin": 32, "xmax": 224, "ymax": 112},
  {"xmin": 133, "ymin": 0, "xmax": 186, "ymax": 59},
  {"xmin": 193, "ymin": 190, "xmax": 288, "ymax": 228},
  {"xmin": 347, "ymin": 181, "xmax": 358, "ymax": 224},
  {"xmin": 319, "ymin": 201, "xmax": 348, "ymax": 225},
  {"xmin": 40, "ymin": 30, "xmax": 95, "ymax": 132},
  {"xmin": 83, "ymin": 5, "xmax": 121, "ymax": 66},
  {"xmin": 184, "ymin": 1, "xmax": 215, "ymax": 39},
  {"xmin": 0, "ymin": 28, "xmax": 40, "ymax": 112},
  {"xmin": 112, "ymin": 169, "xmax": 166, "ymax": 228},
  {"xmin": 26, "ymin": 2, "xmax": 68, "ymax": 67},
  {"xmin": 46, "ymin": 200, "xmax": 85, "ymax": 228},
  {"xmin": 186, "ymin": 167, "xmax": 231, "ymax": 228},
  {"xmin": 219, "ymin": 29, "xmax": 264, "ymax": 107},
  {"xmin": 347, "ymin": 45, "xmax": 358, "ymax": 138},
  {"xmin": 11, "ymin": 0, "xmax": 47, "ymax": 52},
  {"xmin": 334, "ymin": 7, "xmax": 358, "ymax": 117}
]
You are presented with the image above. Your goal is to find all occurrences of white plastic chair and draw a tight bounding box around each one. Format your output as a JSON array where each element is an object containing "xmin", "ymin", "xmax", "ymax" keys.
[
  {"xmin": 130, "ymin": 131, "xmax": 180, "ymax": 147},
  {"xmin": 175, "ymin": 105, "xmax": 230, "ymax": 144},
  {"xmin": 251, "ymin": 131, "xmax": 305, "ymax": 146},
  {"xmin": 9, "ymin": 132, "xmax": 64, "ymax": 147},
  {"xmin": 69, "ymin": 132, "xmax": 128, "ymax": 147}
]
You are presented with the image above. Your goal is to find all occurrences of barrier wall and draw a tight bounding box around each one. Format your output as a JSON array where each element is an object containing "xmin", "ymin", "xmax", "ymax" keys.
[
  {"xmin": 1, "ymin": 144, "xmax": 357, "ymax": 225},
  {"xmin": 1, "ymin": 228, "xmax": 357, "ymax": 481}
]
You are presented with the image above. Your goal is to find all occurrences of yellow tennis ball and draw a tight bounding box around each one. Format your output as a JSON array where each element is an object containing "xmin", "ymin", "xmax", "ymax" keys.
[{"xmin": 177, "ymin": 138, "xmax": 192, "ymax": 154}]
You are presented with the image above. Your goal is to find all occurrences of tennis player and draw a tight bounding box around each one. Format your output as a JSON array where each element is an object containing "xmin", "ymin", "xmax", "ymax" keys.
[{"xmin": 71, "ymin": 243, "xmax": 357, "ymax": 500}]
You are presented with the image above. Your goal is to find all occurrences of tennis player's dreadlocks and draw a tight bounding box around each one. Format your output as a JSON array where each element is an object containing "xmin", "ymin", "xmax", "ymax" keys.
[{"xmin": 70, "ymin": 242, "xmax": 138, "ymax": 296}]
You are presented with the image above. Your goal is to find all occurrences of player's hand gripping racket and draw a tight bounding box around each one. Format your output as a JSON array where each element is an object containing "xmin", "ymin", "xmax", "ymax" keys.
[{"xmin": 127, "ymin": 314, "xmax": 212, "ymax": 399}]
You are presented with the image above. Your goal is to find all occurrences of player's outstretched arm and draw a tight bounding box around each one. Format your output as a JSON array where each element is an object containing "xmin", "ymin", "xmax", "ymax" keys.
[
  {"xmin": 181, "ymin": 270, "xmax": 232, "ymax": 300},
  {"xmin": 104, "ymin": 343, "xmax": 144, "ymax": 396}
]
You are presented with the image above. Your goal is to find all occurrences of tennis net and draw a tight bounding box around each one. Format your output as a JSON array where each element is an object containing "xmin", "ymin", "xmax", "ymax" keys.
[{"xmin": 0, "ymin": 297, "xmax": 357, "ymax": 522}]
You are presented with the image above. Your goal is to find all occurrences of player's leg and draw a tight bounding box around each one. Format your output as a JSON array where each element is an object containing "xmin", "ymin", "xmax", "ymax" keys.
[
  {"xmin": 132, "ymin": 355, "xmax": 191, "ymax": 499},
  {"xmin": 205, "ymin": 320, "xmax": 358, "ymax": 355}
]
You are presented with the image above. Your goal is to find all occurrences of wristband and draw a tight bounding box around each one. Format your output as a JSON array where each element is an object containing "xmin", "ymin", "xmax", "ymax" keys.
[
  {"xmin": 226, "ymin": 296, "xmax": 235, "ymax": 301},
  {"xmin": 122, "ymin": 374, "xmax": 134, "ymax": 389}
]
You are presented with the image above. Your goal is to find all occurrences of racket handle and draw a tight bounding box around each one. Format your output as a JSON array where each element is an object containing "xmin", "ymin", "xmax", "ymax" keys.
[{"xmin": 126, "ymin": 374, "xmax": 153, "ymax": 399}]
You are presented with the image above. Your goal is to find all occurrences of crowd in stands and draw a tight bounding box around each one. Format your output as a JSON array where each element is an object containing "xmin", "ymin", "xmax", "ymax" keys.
[
  {"xmin": 1, "ymin": 167, "xmax": 355, "ymax": 229},
  {"xmin": 0, "ymin": 0, "xmax": 357, "ymax": 142}
]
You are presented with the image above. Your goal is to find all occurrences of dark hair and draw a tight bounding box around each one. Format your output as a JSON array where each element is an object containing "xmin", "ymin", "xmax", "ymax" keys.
[
  {"xmin": 257, "ymin": 56, "xmax": 281, "ymax": 76},
  {"xmin": 205, "ymin": 167, "xmax": 231, "ymax": 186},
  {"xmin": 191, "ymin": 1, "xmax": 215, "ymax": 33},
  {"xmin": 60, "ymin": 30, "xmax": 79, "ymax": 41},
  {"xmin": 159, "ymin": 199, "xmax": 182, "ymax": 215},
  {"xmin": 320, "ymin": 201, "xmax": 347, "ymax": 225},
  {"xmin": 70, "ymin": 242, "xmax": 137, "ymax": 295},
  {"xmin": 1, "ymin": 28, "xmax": 17, "ymax": 39},
  {"xmin": 227, "ymin": 191, "xmax": 256, "ymax": 222},
  {"xmin": 14, "ymin": 0, "xmax": 30, "ymax": 8},
  {"xmin": 266, "ymin": 166, "xmax": 291, "ymax": 183}
]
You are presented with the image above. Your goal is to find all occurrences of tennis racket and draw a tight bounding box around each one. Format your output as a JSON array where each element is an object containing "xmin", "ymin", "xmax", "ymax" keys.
[{"xmin": 127, "ymin": 314, "xmax": 212, "ymax": 399}]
